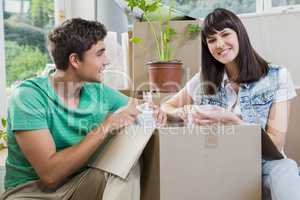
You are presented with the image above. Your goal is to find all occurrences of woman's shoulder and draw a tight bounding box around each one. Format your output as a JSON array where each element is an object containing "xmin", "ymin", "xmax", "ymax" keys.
[
  {"xmin": 266, "ymin": 63, "xmax": 292, "ymax": 79},
  {"xmin": 267, "ymin": 63, "xmax": 292, "ymax": 72},
  {"xmin": 186, "ymin": 72, "xmax": 201, "ymax": 90},
  {"xmin": 266, "ymin": 64, "xmax": 296, "ymax": 102},
  {"xmin": 185, "ymin": 72, "xmax": 207, "ymax": 99},
  {"xmin": 268, "ymin": 63, "xmax": 283, "ymax": 71},
  {"xmin": 267, "ymin": 63, "xmax": 292, "ymax": 76},
  {"xmin": 251, "ymin": 64, "xmax": 291, "ymax": 89}
]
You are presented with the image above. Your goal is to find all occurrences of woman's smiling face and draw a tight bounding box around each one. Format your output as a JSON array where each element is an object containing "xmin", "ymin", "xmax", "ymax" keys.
[{"xmin": 206, "ymin": 28, "xmax": 239, "ymax": 66}]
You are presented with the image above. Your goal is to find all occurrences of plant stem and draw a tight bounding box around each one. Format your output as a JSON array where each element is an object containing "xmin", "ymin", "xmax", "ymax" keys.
[
  {"xmin": 167, "ymin": 4, "xmax": 172, "ymax": 60},
  {"xmin": 159, "ymin": 7, "xmax": 164, "ymax": 60},
  {"xmin": 143, "ymin": 14, "xmax": 162, "ymax": 61}
]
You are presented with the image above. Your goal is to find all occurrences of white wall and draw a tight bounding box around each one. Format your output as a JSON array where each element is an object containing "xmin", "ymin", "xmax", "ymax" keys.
[
  {"xmin": 96, "ymin": 0, "xmax": 128, "ymax": 41},
  {"xmin": 241, "ymin": 11, "xmax": 300, "ymax": 87},
  {"xmin": 0, "ymin": 0, "xmax": 7, "ymax": 119},
  {"xmin": 65, "ymin": 0, "xmax": 96, "ymax": 20}
]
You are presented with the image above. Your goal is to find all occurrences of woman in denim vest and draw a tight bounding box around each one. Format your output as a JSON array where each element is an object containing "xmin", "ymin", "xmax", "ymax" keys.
[{"xmin": 162, "ymin": 8, "xmax": 299, "ymax": 200}]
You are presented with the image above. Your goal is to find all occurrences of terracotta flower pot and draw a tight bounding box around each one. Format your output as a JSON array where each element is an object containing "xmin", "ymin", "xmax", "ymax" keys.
[{"xmin": 147, "ymin": 60, "xmax": 183, "ymax": 92}]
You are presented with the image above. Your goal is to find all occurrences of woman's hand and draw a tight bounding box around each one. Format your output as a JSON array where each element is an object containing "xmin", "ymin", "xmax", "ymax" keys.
[
  {"xmin": 152, "ymin": 104, "xmax": 167, "ymax": 126},
  {"xmin": 174, "ymin": 105, "xmax": 193, "ymax": 123},
  {"xmin": 191, "ymin": 105, "xmax": 244, "ymax": 125}
]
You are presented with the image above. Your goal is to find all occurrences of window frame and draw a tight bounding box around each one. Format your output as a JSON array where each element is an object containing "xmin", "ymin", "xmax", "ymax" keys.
[
  {"xmin": 157, "ymin": 0, "xmax": 300, "ymax": 19},
  {"xmin": 0, "ymin": 0, "xmax": 7, "ymax": 118},
  {"xmin": 257, "ymin": 0, "xmax": 265, "ymax": 12},
  {"xmin": 264, "ymin": 0, "xmax": 300, "ymax": 12}
]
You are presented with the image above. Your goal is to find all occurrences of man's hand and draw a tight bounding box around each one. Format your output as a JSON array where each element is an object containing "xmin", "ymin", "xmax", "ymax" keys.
[{"xmin": 103, "ymin": 98, "xmax": 140, "ymax": 133}]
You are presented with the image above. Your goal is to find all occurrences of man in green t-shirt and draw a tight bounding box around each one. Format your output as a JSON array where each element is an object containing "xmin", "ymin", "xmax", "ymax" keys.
[{"xmin": 1, "ymin": 18, "xmax": 166, "ymax": 200}]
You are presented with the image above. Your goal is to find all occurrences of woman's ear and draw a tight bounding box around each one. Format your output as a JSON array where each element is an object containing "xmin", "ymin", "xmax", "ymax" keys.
[{"xmin": 69, "ymin": 53, "xmax": 81, "ymax": 69}]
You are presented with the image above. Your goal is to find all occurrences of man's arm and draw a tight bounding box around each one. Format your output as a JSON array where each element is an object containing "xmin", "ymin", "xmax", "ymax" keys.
[
  {"xmin": 16, "ymin": 123, "xmax": 107, "ymax": 188},
  {"xmin": 15, "ymin": 101, "xmax": 139, "ymax": 188}
]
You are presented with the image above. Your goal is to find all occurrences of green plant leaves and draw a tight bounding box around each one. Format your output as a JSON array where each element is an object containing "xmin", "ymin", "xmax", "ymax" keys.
[
  {"xmin": 164, "ymin": 27, "xmax": 176, "ymax": 42},
  {"xmin": 187, "ymin": 24, "xmax": 201, "ymax": 34},
  {"xmin": 126, "ymin": 0, "xmax": 161, "ymax": 14},
  {"xmin": 5, "ymin": 41, "xmax": 48, "ymax": 85},
  {"xmin": 0, "ymin": 130, "xmax": 7, "ymax": 142},
  {"xmin": 145, "ymin": 1, "xmax": 160, "ymax": 13},
  {"xmin": 1, "ymin": 118, "xmax": 6, "ymax": 129},
  {"xmin": 0, "ymin": 143, "xmax": 6, "ymax": 151},
  {"xmin": 0, "ymin": 118, "xmax": 7, "ymax": 146},
  {"xmin": 130, "ymin": 36, "xmax": 143, "ymax": 44},
  {"xmin": 127, "ymin": 0, "xmax": 138, "ymax": 9},
  {"xmin": 126, "ymin": 0, "xmax": 199, "ymax": 62},
  {"xmin": 140, "ymin": 0, "xmax": 146, "ymax": 11}
]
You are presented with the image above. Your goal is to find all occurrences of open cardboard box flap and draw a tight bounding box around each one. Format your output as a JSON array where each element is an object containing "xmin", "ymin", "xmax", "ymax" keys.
[{"xmin": 88, "ymin": 126, "xmax": 155, "ymax": 179}]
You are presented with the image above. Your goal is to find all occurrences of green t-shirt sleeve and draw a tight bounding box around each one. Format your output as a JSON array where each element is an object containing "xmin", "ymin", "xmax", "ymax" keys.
[
  {"xmin": 8, "ymin": 86, "xmax": 48, "ymax": 131},
  {"xmin": 102, "ymin": 84, "xmax": 129, "ymax": 112}
]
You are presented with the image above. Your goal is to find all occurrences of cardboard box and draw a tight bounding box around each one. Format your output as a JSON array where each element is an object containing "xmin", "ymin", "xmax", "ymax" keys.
[
  {"xmin": 88, "ymin": 110, "xmax": 261, "ymax": 199},
  {"xmin": 285, "ymin": 88, "xmax": 300, "ymax": 164},
  {"xmin": 118, "ymin": 91, "xmax": 262, "ymax": 199},
  {"xmin": 141, "ymin": 124, "xmax": 261, "ymax": 200}
]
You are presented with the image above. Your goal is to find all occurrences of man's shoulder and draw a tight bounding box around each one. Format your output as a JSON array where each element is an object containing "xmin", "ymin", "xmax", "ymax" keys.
[
  {"xmin": 17, "ymin": 75, "xmax": 49, "ymax": 90},
  {"xmin": 84, "ymin": 82, "xmax": 120, "ymax": 94},
  {"xmin": 83, "ymin": 82, "xmax": 128, "ymax": 108},
  {"xmin": 9, "ymin": 76, "xmax": 49, "ymax": 104}
]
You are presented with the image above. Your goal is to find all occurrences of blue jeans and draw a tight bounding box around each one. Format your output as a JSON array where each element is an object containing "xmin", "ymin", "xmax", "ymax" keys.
[{"xmin": 262, "ymin": 159, "xmax": 300, "ymax": 200}]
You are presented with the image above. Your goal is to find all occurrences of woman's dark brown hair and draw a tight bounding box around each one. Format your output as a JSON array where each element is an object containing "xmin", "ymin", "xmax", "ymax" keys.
[{"xmin": 201, "ymin": 8, "xmax": 269, "ymax": 94}]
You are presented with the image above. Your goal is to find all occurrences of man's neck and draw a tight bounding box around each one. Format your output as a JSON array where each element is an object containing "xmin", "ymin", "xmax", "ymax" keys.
[{"xmin": 50, "ymin": 69, "xmax": 84, "ymax": 106}]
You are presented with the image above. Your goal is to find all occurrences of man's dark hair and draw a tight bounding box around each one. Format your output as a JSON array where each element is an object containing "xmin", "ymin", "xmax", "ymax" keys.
[
  {"xmin": 201, "ymin": 8, "xmax": 269, "ymax": 95},
  {"xmin": 48, "ymin": 18, "xmax": 107, "ymax": 70}
]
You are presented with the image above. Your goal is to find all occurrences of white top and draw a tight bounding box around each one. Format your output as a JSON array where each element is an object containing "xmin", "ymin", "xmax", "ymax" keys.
[{"xmin": 186, "ymin": 67, "xmax": 297, "ymax": 115}]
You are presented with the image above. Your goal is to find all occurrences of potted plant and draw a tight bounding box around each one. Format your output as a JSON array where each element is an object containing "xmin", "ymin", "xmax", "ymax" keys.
[
  {"xmin": 126, "ymin": 0, "xmax": 201, "ymax": 92},
  {"xmin": 0, "ymin": 118, "xmax": 7, "ymax": 150}
]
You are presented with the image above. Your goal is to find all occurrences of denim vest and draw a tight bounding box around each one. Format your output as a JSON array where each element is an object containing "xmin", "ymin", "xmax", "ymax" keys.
[{"xmin": 194, "ymin": 64, "xmax": 280, "ymax": 128}]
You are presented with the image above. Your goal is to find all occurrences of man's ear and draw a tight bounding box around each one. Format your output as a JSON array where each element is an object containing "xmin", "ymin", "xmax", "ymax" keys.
[{"xmin": 69, "ymin": 53, "xmax": 81, "ymax": 69}]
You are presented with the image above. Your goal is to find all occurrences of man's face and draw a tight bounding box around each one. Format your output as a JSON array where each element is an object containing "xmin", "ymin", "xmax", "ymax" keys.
[{"xmin": 76, "ymin": 40, "xmax": 109, "ymax": 82}]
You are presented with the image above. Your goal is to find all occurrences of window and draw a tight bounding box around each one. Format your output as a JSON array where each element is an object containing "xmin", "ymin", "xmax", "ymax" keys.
[
  {"xmin": 263, "ymin": 0, "xmax": 300, "ymax": 12},
  {"xmin": 272, "ymin": 0, "xmax": 300, "ymax": 7},
  {"xmin": 3, "ymin": 0, "xmax": 54, "ymax": 89},
  {"xmin": 162, "ymin": 0, "xmax": 256, "ymax": 18},
  {"xmin": 160, "ymin": 0, "xmax": 300, "ymax": 18},
  {"xmin": 1, "ymin": 0, "xmax": 7, "ymax": 117}
]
